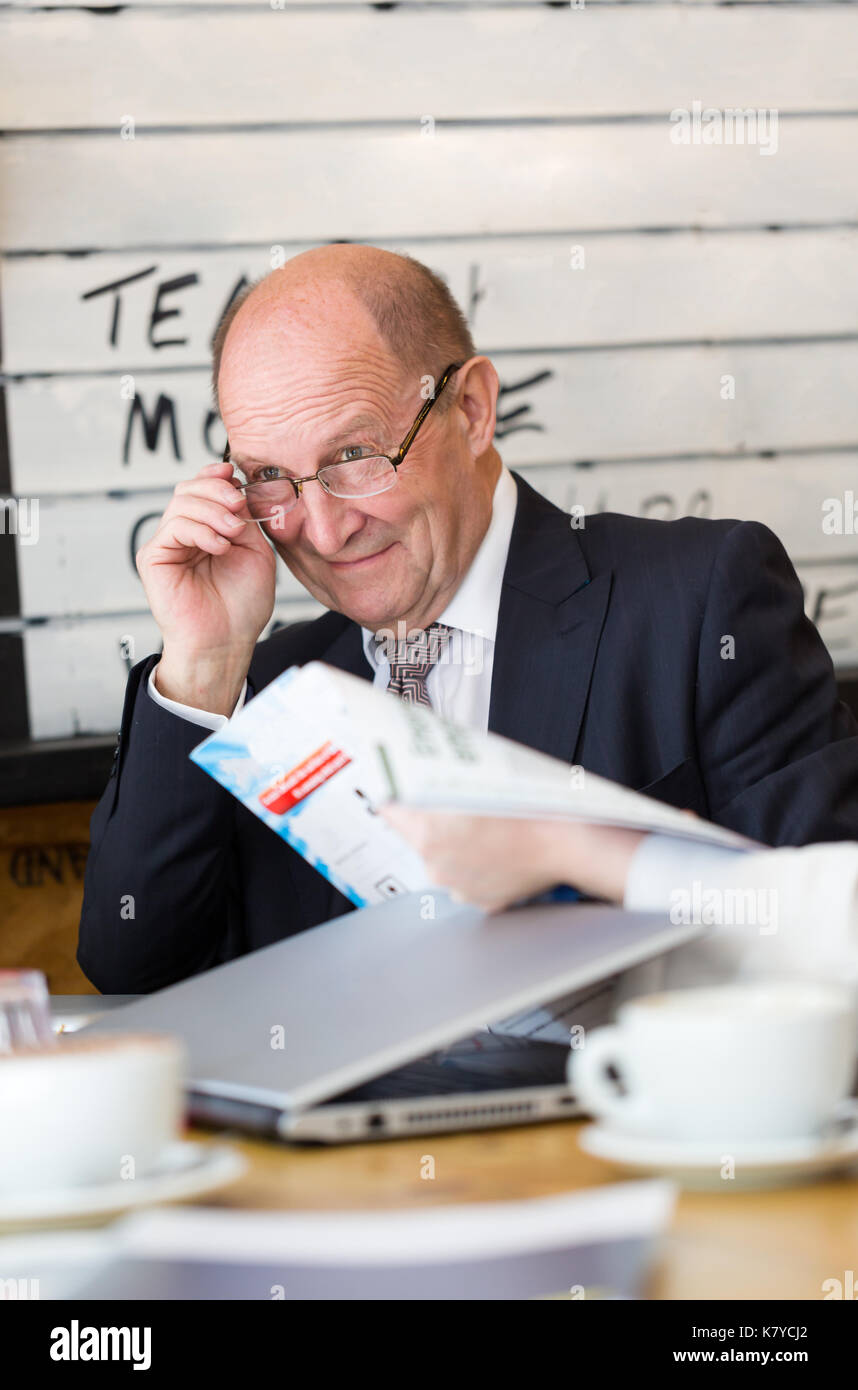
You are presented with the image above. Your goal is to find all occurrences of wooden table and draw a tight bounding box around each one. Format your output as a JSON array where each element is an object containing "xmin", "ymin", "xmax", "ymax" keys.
[
  {"xmin": 185, "ymin": 1117, "xmax": 858, "ymax": 1301},
  {"xmin": 49, "ymin": 1000, "xmax": 858, "ymax": 1299}
]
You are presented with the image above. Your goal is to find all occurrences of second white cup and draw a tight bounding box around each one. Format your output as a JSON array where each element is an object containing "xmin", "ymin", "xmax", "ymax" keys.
[{"xmin": 568, "ymin": 981, "xmax": 858, "ymax": 1143}]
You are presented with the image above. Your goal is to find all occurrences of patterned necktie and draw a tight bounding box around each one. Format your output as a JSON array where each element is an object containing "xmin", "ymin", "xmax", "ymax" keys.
[{"xmin": 385, "ymin": 622, "xmax": 453, "ymax": 708}]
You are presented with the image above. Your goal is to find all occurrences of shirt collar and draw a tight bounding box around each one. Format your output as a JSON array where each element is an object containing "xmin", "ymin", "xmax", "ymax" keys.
[{"xmin": 361, "ymin": 465, "xmax": 518, "ymax": 672}]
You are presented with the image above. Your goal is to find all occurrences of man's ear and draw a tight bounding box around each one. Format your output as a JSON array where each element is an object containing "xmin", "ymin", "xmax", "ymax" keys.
[{"xmin": 455, "ymin": 357, "xmax": 498, "ymax": 458}]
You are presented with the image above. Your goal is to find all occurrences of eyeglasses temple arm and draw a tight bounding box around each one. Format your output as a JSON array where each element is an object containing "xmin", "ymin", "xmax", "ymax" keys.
[{"xmin": 392, "ymin": 362, "xmax": 462, "ymax": 466}]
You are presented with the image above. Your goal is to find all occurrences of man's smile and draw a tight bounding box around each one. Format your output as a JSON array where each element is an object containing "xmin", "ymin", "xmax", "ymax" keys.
[{"xmin": 326, "ymin": 541, "xmax": 398, "ymax": 571}]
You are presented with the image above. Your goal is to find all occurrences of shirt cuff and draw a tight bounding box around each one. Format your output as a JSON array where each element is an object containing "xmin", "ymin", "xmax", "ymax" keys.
[
  {"xmin": 147, "ymin": 663, "xmax": 247, "ymax": 732},
  {"xmin": 623, "ymin": 832, "xmax": 747, "ymax": 914}
]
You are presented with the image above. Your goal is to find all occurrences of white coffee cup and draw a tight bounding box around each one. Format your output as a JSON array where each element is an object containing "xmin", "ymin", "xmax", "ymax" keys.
[
  {"xmin": 0, "ymin": 1033, "xmax": 184, "ymax": 1196},
  {"xmin": 568, "ymin": 981, "xmax": 858, "ymax": 1143}
]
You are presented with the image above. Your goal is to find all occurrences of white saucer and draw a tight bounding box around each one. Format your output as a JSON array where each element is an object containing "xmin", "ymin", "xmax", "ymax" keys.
[
  {"xmin": 579, "ymin": 1111, "xmax": 858, "ymax": 1190},
  {"xmin": 0, "ymin": 1141, "xmax": 246, "ymax": 1228}
]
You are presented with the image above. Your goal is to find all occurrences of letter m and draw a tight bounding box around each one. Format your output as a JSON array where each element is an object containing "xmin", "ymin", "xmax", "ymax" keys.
[
  {"xmin": 102, "ymin": 1328, "xmax": 130, "ymax": 1359},
  {"xmin": 123, "ymin": 392, "xmax": 181, "ymax": 464}
]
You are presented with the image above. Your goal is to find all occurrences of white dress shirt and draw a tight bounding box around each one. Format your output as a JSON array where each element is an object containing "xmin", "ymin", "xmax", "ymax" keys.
[{"xmin": 148, "ymin": 464, "xmax": 519, "ymax": 732}]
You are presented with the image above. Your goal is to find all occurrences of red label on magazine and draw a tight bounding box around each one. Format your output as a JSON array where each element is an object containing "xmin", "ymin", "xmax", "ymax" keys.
[{"xmin": 259, "ymin": 742, "xmax": 352, "ymax": 815}]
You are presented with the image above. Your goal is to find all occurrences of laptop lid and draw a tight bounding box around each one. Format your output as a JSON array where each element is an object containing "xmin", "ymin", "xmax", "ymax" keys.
[{"xmin": 85, "ymin": 894, "xmax": 701, "ymax": 1114}]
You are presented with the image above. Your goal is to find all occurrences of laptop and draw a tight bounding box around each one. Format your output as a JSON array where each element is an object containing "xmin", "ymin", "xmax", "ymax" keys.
[{"xmin": 84, "ymin": 892, "xmax": 702, "ymax": 1143}]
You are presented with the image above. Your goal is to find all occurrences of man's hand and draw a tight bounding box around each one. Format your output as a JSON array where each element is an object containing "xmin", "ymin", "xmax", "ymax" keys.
[
  {"xmin": 136, "ymin": 462, "xmax": 276, "ymax": 714},
  {"xmin": 380, "ymin": 806, "xmax": 647, "ymax": 911}
]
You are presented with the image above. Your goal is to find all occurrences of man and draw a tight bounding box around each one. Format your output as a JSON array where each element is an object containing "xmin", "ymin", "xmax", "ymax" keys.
[{"xmin": 78, "ymin": 244, "xmax": 858, "ymax": 994}]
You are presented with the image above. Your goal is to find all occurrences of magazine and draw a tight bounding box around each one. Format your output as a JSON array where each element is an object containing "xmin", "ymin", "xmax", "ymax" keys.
[{"xmin": 190, "ymin": 661, "xmax": 751, "ymax": 909}]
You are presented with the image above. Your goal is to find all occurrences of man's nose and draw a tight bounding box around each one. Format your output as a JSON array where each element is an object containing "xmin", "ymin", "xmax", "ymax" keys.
[{"xmin": 297, "ymin": 482, "xmax": 366, "ymax": 557}]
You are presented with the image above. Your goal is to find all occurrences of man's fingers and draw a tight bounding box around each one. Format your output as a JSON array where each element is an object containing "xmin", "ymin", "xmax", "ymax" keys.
[
  {"xmin": 154, "ymin": 517, "xmax": 233, "ymax": 557},
  {"xmin": 174, "ymin": 477, "xmax": 247, "ymax": 510},
  {"xmin": 198, "ymin": 461, "xmax": 234, "ymax": 476},
  {"xmin": 158, "ymin": 496, "xmax": 247, "ymax": 541}
]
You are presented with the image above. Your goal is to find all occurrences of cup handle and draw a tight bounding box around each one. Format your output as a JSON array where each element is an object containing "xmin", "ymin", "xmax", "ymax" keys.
[
  {"xmin": 568, "ymin": 1025, "xmax": 651, "ymax": 1130},
  {"xmin": 824, "ymin": 1096, "xmax": 858, "ymax": 1136}
]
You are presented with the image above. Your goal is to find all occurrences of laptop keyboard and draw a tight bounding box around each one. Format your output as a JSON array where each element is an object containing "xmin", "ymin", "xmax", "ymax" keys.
[{"xmin": 322, "ymin": 1033, "xmax": 569, "ymax": 1104}]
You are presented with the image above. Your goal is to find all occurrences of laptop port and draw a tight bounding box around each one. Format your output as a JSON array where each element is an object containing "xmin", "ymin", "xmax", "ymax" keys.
[{"xmin": 367, "ymin": 1113, "xmax": 386, "ymax": 1129}]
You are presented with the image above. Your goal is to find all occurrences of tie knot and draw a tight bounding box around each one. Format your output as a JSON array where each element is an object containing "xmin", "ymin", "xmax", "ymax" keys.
[
  {"xmin": 383, "ymin": 622, "xmax": 453, "ymax": 706},
  {"xmin": 393, "ymin": 621, "xmax": 452, "ymax": 671}
]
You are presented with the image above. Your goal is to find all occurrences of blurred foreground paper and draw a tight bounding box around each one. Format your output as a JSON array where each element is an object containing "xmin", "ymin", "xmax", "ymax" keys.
[
  {"xmin": 0, "ymin": 1181, "xmax": 675, "ymax": 1301},
  {"xmin": 190, "ymin": 661, "xmax": 752, "ymax": 908}
]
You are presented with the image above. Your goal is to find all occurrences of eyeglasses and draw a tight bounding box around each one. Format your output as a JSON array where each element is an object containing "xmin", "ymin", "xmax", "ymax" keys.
[{"xmin": 223, "ymin": 362, "xmax": 463, "ymax": 528}]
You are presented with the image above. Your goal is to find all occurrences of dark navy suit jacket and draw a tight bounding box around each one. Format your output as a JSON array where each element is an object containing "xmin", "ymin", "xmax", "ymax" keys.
[{"xmin": 78, "ymin": 472, "xmax": 858, "ymax": 993}]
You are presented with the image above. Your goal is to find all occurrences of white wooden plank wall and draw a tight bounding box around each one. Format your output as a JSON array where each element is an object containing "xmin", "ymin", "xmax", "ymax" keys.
[{"xmin": 1, "ymin": 1, "xmax": 857, "ymax": 739}]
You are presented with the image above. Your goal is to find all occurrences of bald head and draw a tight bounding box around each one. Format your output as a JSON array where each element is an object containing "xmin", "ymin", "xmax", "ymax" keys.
[{"xmin": 212, "ymin": 244, "xmax": 475, "ymax": 414}]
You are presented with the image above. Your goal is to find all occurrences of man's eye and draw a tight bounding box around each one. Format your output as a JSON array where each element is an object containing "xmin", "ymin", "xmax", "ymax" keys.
[
  {"xmin": 340, "ymin": 445, "xmax": 370, "ymax": 463},
  {"xmin": 258, "ymin": 465, "xmax": 285, "ymax": 482}
]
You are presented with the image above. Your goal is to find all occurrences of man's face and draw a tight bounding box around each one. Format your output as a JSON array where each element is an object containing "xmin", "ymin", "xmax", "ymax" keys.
[{"xmin": 219, "ymin": 308, "xmax": 495, "ymax": 631}]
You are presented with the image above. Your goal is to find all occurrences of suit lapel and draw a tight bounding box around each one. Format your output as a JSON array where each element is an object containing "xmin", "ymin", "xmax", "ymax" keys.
[
  {"xmin": 320, "ymin": 618, "xmax": 374, "ymax": 681},
  {"xmin": 488, "ymin": 473, "xmax": 612, "ymax": 764}
]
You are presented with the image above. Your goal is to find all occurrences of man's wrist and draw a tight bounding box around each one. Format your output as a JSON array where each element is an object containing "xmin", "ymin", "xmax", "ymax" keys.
[{"xmin": 154, "ymin": 649, "xmax": 251, "ymax": 717}]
